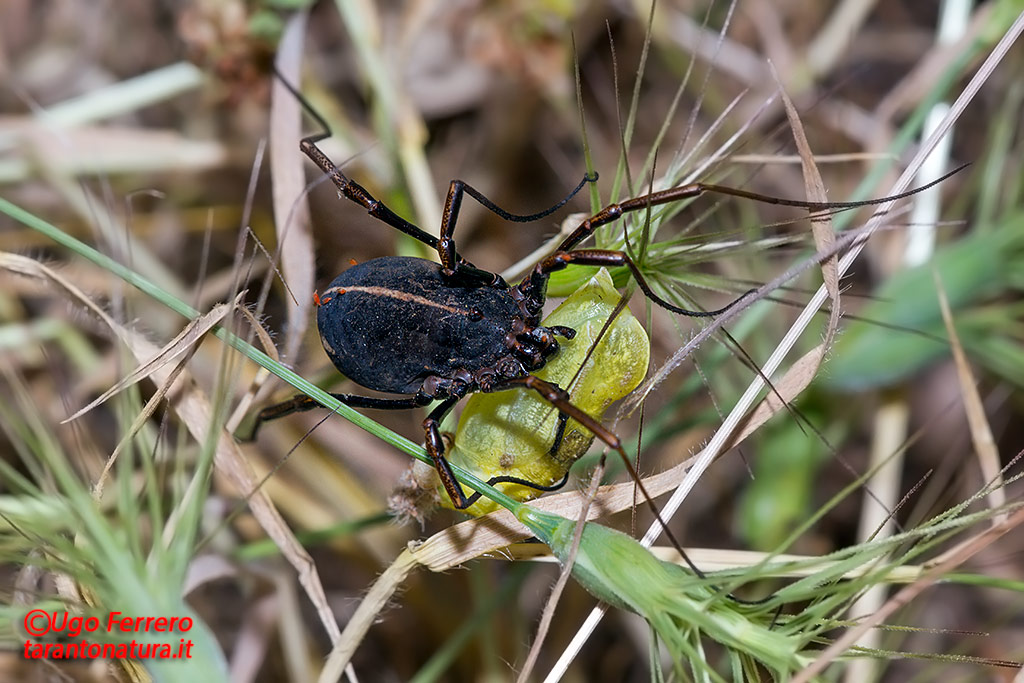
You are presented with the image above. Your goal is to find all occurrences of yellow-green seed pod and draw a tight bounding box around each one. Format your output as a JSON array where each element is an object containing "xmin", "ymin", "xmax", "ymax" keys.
[{"xmin": 439, "ymin": 268, "xmax": 649, "ymax": 515}]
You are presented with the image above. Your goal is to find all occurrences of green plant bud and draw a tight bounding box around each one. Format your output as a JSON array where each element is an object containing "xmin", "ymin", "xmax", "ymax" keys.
[{"xmin": 516, "ymin": 504, "xmax": 808, "ymax": 676}]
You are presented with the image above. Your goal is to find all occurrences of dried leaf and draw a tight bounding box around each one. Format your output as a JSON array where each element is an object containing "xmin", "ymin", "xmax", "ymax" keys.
[{"xmin": 63, "ymin": 293, "xmax": 242, "ymax": 424}]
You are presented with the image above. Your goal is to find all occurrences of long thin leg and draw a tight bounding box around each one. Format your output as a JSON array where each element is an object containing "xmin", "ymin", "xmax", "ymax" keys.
[
  {"xmin": 422, "ymin": 393, "xmax": 575, "ymax": 509},
  {"xmin": 547, "ymin": 411, "xmax": 571, "ymax": 458},
  {"xmin": 519, "ymin": 166, "xmax": 967, "ymax": 317},
  {"xmin": 455, "ymin": 472, "xmax": 572, "ymax": 511},
  {"xmin": 493, "ymin": 384, "xmax": 777, "ymax": 605},
  {"xmin": 490, "ymin": 375, "xmax": 700, "ymax": 565},
  {"xmin": 247, "ymin": 392, "xmax": 428, "ymax": 440},
  {"xmin": 489, "ymin": 375, "xmax": 623, "ymax": 451},
  {"xmin": 436, "ymin": 173, "xmax": 596, "ymax": 276},
  {"xmin": 554, "ymin": 163, "xmax": 970, "ymax": 254},
  {"xmin": 536, "ymin": 248, "xmax": 752, "ymax": 317},
  {"xmin": 273, "ymin": 69, "xmax": 444, "ymax": 249},
  {"xmin": 422, "ymin": 397, "xmax": 473, "ymax": 509},
  {"xmin": 274, "ymin": 68, "xmax": 594, "ymax": 280}
]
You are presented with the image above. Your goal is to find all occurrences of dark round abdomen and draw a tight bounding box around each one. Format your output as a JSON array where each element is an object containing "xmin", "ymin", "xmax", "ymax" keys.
[{"xmin": 316, "ymin": 257, "xmax": 521, "ymax": 394}]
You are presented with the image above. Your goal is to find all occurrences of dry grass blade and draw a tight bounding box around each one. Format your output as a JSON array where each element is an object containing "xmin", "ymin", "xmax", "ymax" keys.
[
  {"xmin": 411, "ymin": 459, "xmax": 711, "ymax": 571},
  {"xmin": 775, "ymin": 70, "xmax": 839, "ymax": 311},
  {"xmin": 0, "ymin": 252, "xmax": 341, "ymax": 647},
  {"xmin": 125, "ymin": 331, "xmax": 343, "ymax": 646},
  {"xmin": 725, "ymin": 345, "xmax": 831, "ymax": 449},
  {"xmin": 504, "ymin": 544, "xmax": 928, "ymax": 582},
  {"xmin": 225, "ymin": 304, "xmax": 282, "ymax": 434},
  {"xmin": 0, "ymin": 251, "xmax": 117, "ymax": 338},
  {"xmin": 517, "ymin": 461, "xmax": 605, "ymax": 683},
  {"xmin": 93, "ymin": 292, "xmax": 258, "ymax": 498},
  {"xmin": 933, "ymin": 269, "xmax": 1005, "ymax": 520},
  {"xmin": 271, "ymin": 13, "xmax": 315, "ymax": 364},
  {"xmin": 62, "ymin": 292, "xmax": 244, "ymax": 424},
  {"xmin": 319, "ymin": 549, "xmax": 420, "ymax": 682},
  {"xmin": 717, "ymin": 70, "xmax": 843, "ymax": 439},
  {"xmin": 96, "ymin": 353, "xmax": 193, "ymax": 499}
]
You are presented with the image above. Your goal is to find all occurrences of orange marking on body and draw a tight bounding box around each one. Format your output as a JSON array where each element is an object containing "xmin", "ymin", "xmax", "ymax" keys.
[
  {"xmin": 327, "ymin": 285, "xmax": 467, "ymax": 314},
  {"xmin": 349, "ymin": 258, "xmax": 358, "ymax": 266}
]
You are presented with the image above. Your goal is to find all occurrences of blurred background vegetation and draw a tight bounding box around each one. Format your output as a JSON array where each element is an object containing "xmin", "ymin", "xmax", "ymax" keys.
[{"xmin": 1, "ymin": 1, "xmax": 1023, "ymax": 681}]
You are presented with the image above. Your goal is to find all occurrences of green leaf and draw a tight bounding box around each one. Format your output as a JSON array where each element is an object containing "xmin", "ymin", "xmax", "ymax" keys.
[{"xmin": 823, "ymin": 217, "xmax": 1023, "ymax": 391}]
